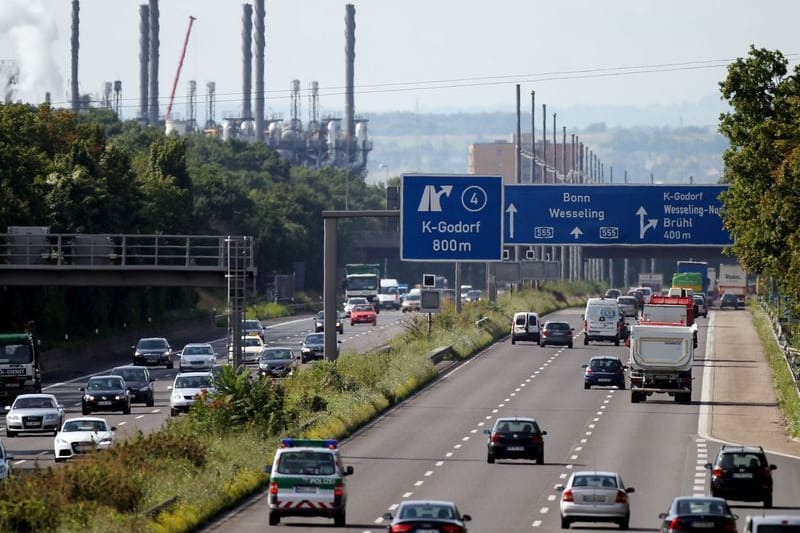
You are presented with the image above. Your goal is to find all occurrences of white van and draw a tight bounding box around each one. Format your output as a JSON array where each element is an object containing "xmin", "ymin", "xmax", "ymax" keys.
[
  {"xmin": 582, "ymin": 298, "xmax": 622, "ymax": 346},
  {"xmin": 745, "ymin": 515, "xmax": 800, "ymax": 532},
  {"xmin": 511, "ymin": 312, "xmax": 541, "ymax": 344}
]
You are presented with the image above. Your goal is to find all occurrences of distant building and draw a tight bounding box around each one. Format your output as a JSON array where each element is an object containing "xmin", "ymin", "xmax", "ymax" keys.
[{"xmin": 469, "ymin": 134, "xmax": 583, "ymax": 184}]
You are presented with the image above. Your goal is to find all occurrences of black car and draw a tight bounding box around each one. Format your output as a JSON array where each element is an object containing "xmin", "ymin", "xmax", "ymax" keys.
[
  {"xmin": 110, "ymin": 366, "xmax": 155, "ymax": 406},
  {"xmin": 258, "ymin": 347, "xmax": 299, "ymax": 378},
  {"xmin": 705, "ymin": 445, "xmax": 776, "ymax": 507},
  {"xmin": 300, "ymin": 333, "xmax": 325, "ymax": 363},
  {"xmin": 314, "ymin": 311, "xmax": 344, "ymax": 334},
  {"xmin": 132, "ymin": 337, "xmax": 174, "ymax": 368},
  {"xmin": 720, "ymin": 292, "xmax": 740, "ymax": 310},
  {"xmin": 604, "ymin": 289, "xmax": 622, "ymax": 299},
  {"xmin": 658, "ymin": 496, "xmax": 738, "ymax": 533},
  {"xmin": 383, "ymin": 500, "xmax": 471, "ymax": 533},
  {"xmin": 80, "ymin": 375, "xmax": 131, "ymax": 415},
  {"xmin": 540, "ymin": 321, "xmax": 574, "ymax": 348},
  {"xmin": 583, "ymin": 356, "xmax": 627, "ymax": 389},
  {"xmin": 485, "ymin": 416, "xmax": 546, "ymax": 464}
]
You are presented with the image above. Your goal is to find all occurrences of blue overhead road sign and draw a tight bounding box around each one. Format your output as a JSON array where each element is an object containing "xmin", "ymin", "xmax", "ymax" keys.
[
  {"xmin": 504, "ymin": 184, "xmax": 732, "ymax": 246},
  {"xmin": 401, "ymin": 174, "xmax": 503, "ymax": 261}
]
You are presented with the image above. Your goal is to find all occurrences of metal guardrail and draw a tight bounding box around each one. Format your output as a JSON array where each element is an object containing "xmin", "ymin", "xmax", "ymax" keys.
[
  {"xmin": 0, "ymin": 232, "xmax": 254, "ymax": 271},
  {"xmin": 759, "ymin": 298, "xmax": 800, "ymax": 396},
  {"xmin": 429, "ymin": 345, "xmax": 452, "ymax": 364}
]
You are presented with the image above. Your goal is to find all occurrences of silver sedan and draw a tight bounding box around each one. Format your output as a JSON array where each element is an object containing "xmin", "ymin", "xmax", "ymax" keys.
[
  {"xmin": 5, "ymin": 393, "xmax": 65, "ymax": 437},
  {"xmin": 556, "ymin": 471, "xmax": 634, "ymax": 529}
]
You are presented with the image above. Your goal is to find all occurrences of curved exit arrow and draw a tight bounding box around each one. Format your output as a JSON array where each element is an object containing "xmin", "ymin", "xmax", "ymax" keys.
[
  {"xmin": 506, "ymin": 203, "xmax": 518, "ymax": 239},
  {"xmin": 636, "ymin": 206, "xmax": 659, "ymax": 239}
]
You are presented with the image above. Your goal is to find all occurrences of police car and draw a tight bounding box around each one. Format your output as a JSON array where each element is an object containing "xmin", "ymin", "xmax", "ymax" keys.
[{"xmin": 264, "ymin": 438, "xmax": 354, "ymax": 526}]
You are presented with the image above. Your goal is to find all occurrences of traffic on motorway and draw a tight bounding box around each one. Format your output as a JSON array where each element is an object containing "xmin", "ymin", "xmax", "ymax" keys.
[
  {"xmin": 202, "ymin": 295, "xmax": 800, "ymax": 533},
  {"xmin": 0, "ymin": 309, "xmax": 410, "ymax": 475}
]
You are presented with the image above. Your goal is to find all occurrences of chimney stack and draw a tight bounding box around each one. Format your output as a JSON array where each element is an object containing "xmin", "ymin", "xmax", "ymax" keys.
[
  {"xmin": 139, "ymin": 4, "xmax": 149, "ymax": 122},
  {"xmin": 254, "ymin": 0, "xmax": 265, "ymax": 141},
  {"xmin": 344, "ymin": 4, "xmax": 356, "ymax": 141},
  {"xmin": 70, "ymin": 0, "xmax": 79, "ymax": 113},
  {"xmin": 242, "ymin": 3, "xmax": 253, "ymax": 120},
  {"xmin": 148, "ymin": 0, "xmax": 160, "ymax": 125}
]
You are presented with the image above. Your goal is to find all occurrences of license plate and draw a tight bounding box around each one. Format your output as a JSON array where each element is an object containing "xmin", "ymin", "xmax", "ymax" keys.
[
  {"xmin": 506, "ymin": 446, "xmax": 524, "ymax": 451},
  {"xmin": 417, "ymin": 530, "xmax": 438, "ymax": 533},
  {"xmin": 294, "ymin": 486, "xmax": 318, "ymax": 494},
  {"xmin": 98, "ymin": 401, "xmax": 112, "ymax": 406},
  {"xmin": 584, "ymin": 495, "xmax": 605, "ymax": 502},
  {"xmin": 691, "ymin": 522, "xmax": 715, "ymax": 528},
  {"xmin": 598, "ymin": 378, "xmax": 611, "ymax": 382},
  {"xmin": 733, "ymin": 472, "xmax": 753, "ymax": 478}
]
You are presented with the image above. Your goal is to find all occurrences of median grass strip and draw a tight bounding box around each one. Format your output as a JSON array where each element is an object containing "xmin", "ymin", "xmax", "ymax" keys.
[{"xmin": 0, "ymin": 281, "xmax": 598, "ymax": 532}]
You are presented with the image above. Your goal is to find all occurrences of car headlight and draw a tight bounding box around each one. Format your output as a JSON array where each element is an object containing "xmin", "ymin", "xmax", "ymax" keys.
[
  {"xmin": 114, "ymin": 394, "xmax": 126, "ymax": 401},
  {"xmin": 135, "ymin": 351, "xmax": 142, "ymax": 356},
  {"xmin": 6, "ymin": 415, "xmax": 20, "ymax": 423},
  {"xmin": 171, "ymin": 393, "xmax": 182, "ymax": 401},
  {"xmin": 97, "ymin": 435, "xmax": 113, "ymax": 444},
  {"xmin": 43, "ymin": 413, "xmax": 58, "ymax": 420},
  {"xmin": 85, "ymin": 395, "xmax": 95, "ymax": 401},
  {"xmin": 55, "ymin": 437, "xmax": 67, "ymax": 445}
]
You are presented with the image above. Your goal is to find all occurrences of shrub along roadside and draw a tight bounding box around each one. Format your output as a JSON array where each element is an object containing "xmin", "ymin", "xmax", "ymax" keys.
[
  {"xmin": 751, "ymin": 303, "xmax": 800, "ymax": 438},
  {"xmin": 0, "ymin": 281, "xmax": 599, "ymax": 532}
]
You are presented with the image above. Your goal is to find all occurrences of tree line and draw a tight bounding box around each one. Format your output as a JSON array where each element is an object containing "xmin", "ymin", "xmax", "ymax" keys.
[{"xmin": 0, "ymin": 104, "xmax": 383, "ymax": 341}]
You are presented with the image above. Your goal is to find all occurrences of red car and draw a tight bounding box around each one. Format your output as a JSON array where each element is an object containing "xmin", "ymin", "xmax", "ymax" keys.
[{"xmin": 350, "ymin": 304, "xmax": 377, "ymax": 326}]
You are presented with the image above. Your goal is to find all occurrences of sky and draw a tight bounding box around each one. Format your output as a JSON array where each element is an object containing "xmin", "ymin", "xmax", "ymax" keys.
[{"xmin": 1, "ymin": 0, "xmax": 799, "ymax": 125}]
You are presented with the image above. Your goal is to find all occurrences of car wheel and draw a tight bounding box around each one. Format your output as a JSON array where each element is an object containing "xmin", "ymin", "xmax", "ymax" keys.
[
  {"xmin": 334, "ymin": 510, "xmax": 346, "ymax": 527},
  {"xmin": 170, "ymin": 408, "xmax": 179, "ymax": 417},
  {"xmin": 82, "ymin": 406, "xmax": 91, "ymax": 415},
  {"xmin": 764, "ymin": 495, "xmax": 773, "ymax": 508},
  {"xmin": 584, "ymin": 383, "xmax": 590, "ymax": 390},
  {"xmin": 631, "ymin": 391, "xmax": 641, "ymax": 403},
  {"xmin": 54, "ymin": 457, "xmax": 66, "ymax": 463},
  {"xmin": 536, "ymin": 452, "xmax": 544, "ymax": 465},
  {"xmin": 561, "ymin": 516, "xmax": 570, "ymax": 529},
  {"xmin": 619, "ymin": 382, "xmax": 626, "ymax": 390},
  {"xmin": 123, "ymin": 403, "xmax": 131, "ymax": 415},
  {"xmin": 301, "ymin": 356, "xmax": 308, "ymax": 364},
  {"xmin": 614, "ymin": 337, "xmax": 620, "ymax": 346},
  {"xmin": 619, "ymin": 515, "xmax": 630, "ymax": 530},
  {"xmin": 511, "ymin": 337, "xmax": 516, "ymax": 345},
  {"xmin": 583, "ymin": 336, "xmax": 589, "ymax": 346},
  {"xmin": 146, "ymin": 394, "xmax": 155, "ymax": 407},
  {"xmin": 167, "ymin": 360, "xmax": 174, "ymax": 369},
  {"xmin": 338, "ymin": 327, "xmax": 343, "ymax": 334},
  {"xmin": 350, "ymin": 321, "xmax": 355, "ymax": 326},
  {"xmin": 568, "ymin": 342, "xmax": 573, "ymax": 349},
  {"xmin": 6, "ymin": 430, "xmax": 16, "ymax": 438},
  {"xmin": 269, "ymin": 511, "xmax": 280, "ymax": 526},
  {"xmin": 487, "ymin": 453, "xmax": 495, "ymax": 464}
]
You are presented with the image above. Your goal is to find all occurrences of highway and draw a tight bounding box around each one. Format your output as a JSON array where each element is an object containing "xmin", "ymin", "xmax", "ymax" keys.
[
  {"xmin": 2, "ymin": 309, "xmax": 411, "ymax": 472},
  {"xmin": 204, "ymin": 308, "xmax": 800, "ymax": 532}
]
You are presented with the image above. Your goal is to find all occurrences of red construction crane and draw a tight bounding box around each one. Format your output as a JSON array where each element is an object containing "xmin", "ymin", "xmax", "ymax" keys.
[{"xmin": 166, "ymin": 15, "xmax": 196, "ymax": 122}]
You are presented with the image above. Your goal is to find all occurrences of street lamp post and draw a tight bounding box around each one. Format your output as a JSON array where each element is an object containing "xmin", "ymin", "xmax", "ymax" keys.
[{"xmin": 379, "ymin": 163, "xmax": 389, "ymax": 188}]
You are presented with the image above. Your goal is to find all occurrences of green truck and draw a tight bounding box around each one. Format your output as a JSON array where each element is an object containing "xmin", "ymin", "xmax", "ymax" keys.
[{"xmin": 0, "ymin": 322, "xmax": 42, "ymax": 402}]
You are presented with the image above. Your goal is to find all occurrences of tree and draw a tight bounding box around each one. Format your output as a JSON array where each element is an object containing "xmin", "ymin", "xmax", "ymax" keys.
[{"xmin": 718, "ymin": 46, "xmax": 800, "ymax": 302}]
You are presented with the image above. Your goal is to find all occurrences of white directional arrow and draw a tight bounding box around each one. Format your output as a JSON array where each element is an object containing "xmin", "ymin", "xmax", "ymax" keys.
[
  {"xmin": 570, "ymin": 226, "xmax": 583, "ymax": 239},
  {"xmin": 636, "ymin": 206, "xmax": 659, "ymax": 239},
  {"xmin": 506, "ymin": 203, "xmax": 518, "ymax": 239}
]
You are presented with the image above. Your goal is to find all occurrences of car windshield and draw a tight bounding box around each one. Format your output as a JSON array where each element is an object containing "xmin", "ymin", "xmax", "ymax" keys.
[
  {"xmin": 138, "ymin": 339, "xmax": 167, "ymax": 350},
  {"xmin": 348, "ymin": 298, "xmax": 367, "ymax": 305},
  {"xmin": 617, "ymin": 297, "xmax": 635, "ymax": 304},
  {"xmin": 406, "ymin": 294, "xmax": 420, "ymax": 302},
  {"xmin": 0, "ymin": 342, "xmax": 32, "ymax": 364},
  {"xmin": 400, "ymin": 504, "xmax": 456, "ymax": 520},
  {"xmin": 13, "ymin": 396, "xmax": 55, "ymax": 409},
  {"xmin": 113, "ymin": 368, "xmax": 147, "ymax": 381},
  {"xmin": 244, "ymin": 320, "xmax": 261, "ymax": 329},
  {"xmin": 353, "ymin": 305, "xmax": 373, "ymax": 312},
  {"xmin": 183, "ymin": 345, "xmax": 213, "ymax": 355},
  {"xmin": 494, "ymin": 419, "xmax": 540, "ymax": 433},
  {"xmin": 305, "ymin": 335, "xmax": 323, "ymax": 344},
  {"xmin": 263, "ymin": 349, "xmax": 293, "ymax": 361},
  {"xmin": 546, "ymin": 323, "xmax": 570, "ymax": 331},
  {"xmin": 86, "ymin": 378, "xmax": 124, "ymax": 390},
  {"xmin": 276, "ymin": 451, "xmax": 336, "ymax": 475},
  {"xmin": 348, "ymin": 278, "xmax": 377, "ymax": 290},
  {"xmin": 243, "ymin": 338, "xmax": 262, "ymax": 347},
  {"xmin": 175, "ymin": 375, "xmax": 211, "ymax": 389},
  {"xmin": 573, "ymin": 475, "xmax": 618, "ymax": 489},
  {"xmin": 63, "ymin": 419, "xmax": 108, "ymax": 432}
]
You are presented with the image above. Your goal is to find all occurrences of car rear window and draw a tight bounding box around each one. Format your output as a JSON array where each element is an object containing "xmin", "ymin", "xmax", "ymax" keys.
[
  {"xmin": 277, "ymin": 451, "xmax": 336, "ymax": 475},
  {"xmin": 400, "ymin": 504, "xmax": 455, "ymax": 520},
  {"xmin": 573, "ymin": 475, "xmax": 618, "ymax": 488},
  {"xmin": 617, "ymin": 297, "xmax": 635, "ymax": 304},
  {"xmin": 515, "ymin": 315, "xmax": 526, "ymax": 326},
  {"xmin": 546, "ymin": 323, "xmax": 570, "ymax": 331},
  {"xmin": 720, "ymin": 452, "xmax": 766, "ymax": 469},
  {"xmin": 494, "ymin": 420, "xmax": 540, "ymax": 433}
]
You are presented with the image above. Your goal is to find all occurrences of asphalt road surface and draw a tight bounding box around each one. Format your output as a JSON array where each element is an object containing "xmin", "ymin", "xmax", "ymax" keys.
[{"xmin": 203, "ymin": 308, "xmax": 800, "ymax": 532}]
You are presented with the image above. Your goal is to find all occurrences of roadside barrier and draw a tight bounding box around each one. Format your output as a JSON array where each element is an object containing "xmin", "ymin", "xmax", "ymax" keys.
[{"xmin": 759, "ymin": 298, "xmax": 800, "ymax": 396}]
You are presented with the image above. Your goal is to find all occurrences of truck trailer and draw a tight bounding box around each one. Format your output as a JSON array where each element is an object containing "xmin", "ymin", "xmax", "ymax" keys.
[
  {"xmin": 0, "ymin": 322, "xmax": 42, "ymax": 402},
  {"xmin": 628, "ymin": 323, "xmax": 694, "ymax": 404}
]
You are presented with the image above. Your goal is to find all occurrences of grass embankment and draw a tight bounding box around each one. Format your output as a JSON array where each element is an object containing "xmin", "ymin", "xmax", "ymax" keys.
[
  {"xmin": 750, "ymin": 302, "xmax": 800, "ymax": 438},
  {"xmin": 0, "ymin": 281, "xmax": 597, "ymax": 532}
]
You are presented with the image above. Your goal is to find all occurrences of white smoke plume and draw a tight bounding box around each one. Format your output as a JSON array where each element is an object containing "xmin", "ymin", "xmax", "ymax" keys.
[{"xmin": 0, "ymin": 0, "xmax": 63, "ymax": 104}]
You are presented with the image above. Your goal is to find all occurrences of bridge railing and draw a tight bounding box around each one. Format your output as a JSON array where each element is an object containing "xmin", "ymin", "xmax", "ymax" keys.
[{"xmin": 0, "ymin": 233, "xmax": 254, "ymax": 271}]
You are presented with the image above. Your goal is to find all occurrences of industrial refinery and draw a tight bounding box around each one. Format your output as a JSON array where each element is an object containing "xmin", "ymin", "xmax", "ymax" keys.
[{"xmin": 34, "ymin": 0, "xmax": 373, "ymax": 173}]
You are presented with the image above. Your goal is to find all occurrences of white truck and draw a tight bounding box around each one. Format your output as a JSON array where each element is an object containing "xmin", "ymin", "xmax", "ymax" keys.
[
  {"xmin": 628, "ymin": 323, "xmax": 694, "ymax": 404},
  {"xmin": 719, "ymin": 263, "xmax": 746, "ymax": 307}
]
